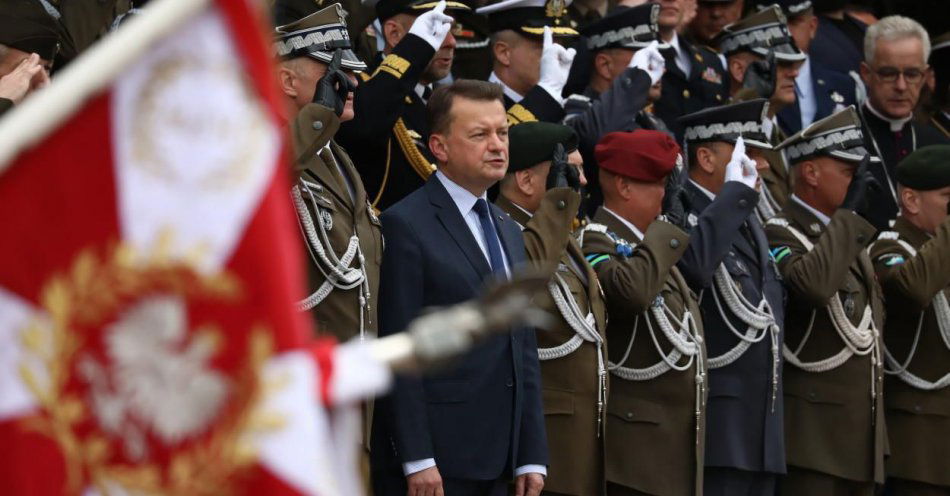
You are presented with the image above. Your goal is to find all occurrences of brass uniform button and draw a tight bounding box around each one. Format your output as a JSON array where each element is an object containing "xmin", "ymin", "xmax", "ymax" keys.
[{"xmin": 683, "ymin": 89, "xmax": 691, "ymax": 99}]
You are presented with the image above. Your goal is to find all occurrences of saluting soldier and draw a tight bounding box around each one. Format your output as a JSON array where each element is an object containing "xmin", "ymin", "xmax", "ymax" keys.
[
  {"xmin": 650, "ymin": 0, "xmax": 731, "ymax": 142},
  {"xmin": 673, "ymin": 99, "xmax": 787, "ymax": 496},
  {"xmin": 764, "ymin": 107, "xmax": 886, "ymax": 495},
  {"xmin": 496, "ymin": 122, "xmax": 608, "ymax": 496},
  {"xmin": 718, "ymin": 5, "xmax": 807, "ymax": 218},
  {"xmin": 476, "ymin": 0, "xmax": 578, "ymax": 124},
  {"xmin": 579, "ymin": 130, "xmax": 706, "ymax": 496},
  {"xmin": 562, "ymin": 3, "xmax": 667, "ymax": 215},
  {"xmin": 869, "ymin": 145, "xmax": 950, "ymax": 496},
  {"xmin": 0, "ymin": 2, "xmax": 59, "ymax": 116},
  {"xmin": 337, "ymin": 0, "xmax": 470, "ymax": 211}
]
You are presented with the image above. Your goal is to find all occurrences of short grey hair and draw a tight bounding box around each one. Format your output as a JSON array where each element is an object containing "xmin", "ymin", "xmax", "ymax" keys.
[{"xmin": 864, "ymin": 15, "xmax": 931, "ymax": 65}]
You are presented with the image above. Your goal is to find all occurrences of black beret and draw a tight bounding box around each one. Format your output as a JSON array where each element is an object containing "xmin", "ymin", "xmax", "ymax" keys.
[
  {"xmin": 507, "ymin": 121, "xmax": 578, "ymax": 173},
  {"xmin": 0, "ymin": 0, "xmax": 61, "ymax": 62},
  {"xmin": 896, "ymin": 145, "xmax": 950, "ymax": 191}
]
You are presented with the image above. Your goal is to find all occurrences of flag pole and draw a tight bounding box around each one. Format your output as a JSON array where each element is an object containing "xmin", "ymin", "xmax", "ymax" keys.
[{"xmin": 0, "ymin": 0, "xmax": 211, "ymax": 171}]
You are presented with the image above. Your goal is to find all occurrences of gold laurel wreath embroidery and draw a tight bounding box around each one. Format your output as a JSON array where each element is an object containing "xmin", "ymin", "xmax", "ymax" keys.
[{"xmin": 18, "ymin": 239, "xmax": 285, "ymax": 495}]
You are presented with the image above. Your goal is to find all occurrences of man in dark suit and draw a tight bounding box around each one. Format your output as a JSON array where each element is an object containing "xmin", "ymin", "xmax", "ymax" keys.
[
  {"xmin": 809, "ymin": 0, "xmax": 867, "ymax": 79},
  {"xmin": 371, "ymin": 79, "xmax": 548, "ymax": 496},
  {"xmin": 674, "ymin": 99, "xmax": 787, "ymax": 496}
]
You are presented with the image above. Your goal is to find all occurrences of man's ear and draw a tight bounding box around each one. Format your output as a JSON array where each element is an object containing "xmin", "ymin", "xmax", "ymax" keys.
[
  {"xmin": 800, "ymin": 160, "xmax": 820, "ymax": 188},
  {"xmin": 278, "ymin": 65, "xmax": 298, "ymax": 99},
  {"xmin": 615, "ymin": 174, "xmax": 632, "ymax": 200},
  {"xmin": 695, "ymin": 145, "xmax": 717, "ymax": 175},
  {"xmin": 860, "ymin": 61, "xmax": 871, "ymax": 86},
  {"xmin": 429, "ymin": 133, "xmax": 449, "ymax": 163},
  {"xmin": 728, "ymin": 57, "xmax": 748, "ymax": 86},
  {"xmin": 514, "ymin": 169, "xmax": 534, "ymax": 196},
  {"xmin": 492, "ymin": 39, "xmax": 511, "ymax": 67},
  {"xmin": 593, "ymin": 52, "xmax": 614, "ymax": 82},
  {"xmin": 383, "ymin": 18, "xmax": 407, "ymax": 48},
  {"xmin": 901, "ymin": 187, "xmax": 921, "ymax": 215}
]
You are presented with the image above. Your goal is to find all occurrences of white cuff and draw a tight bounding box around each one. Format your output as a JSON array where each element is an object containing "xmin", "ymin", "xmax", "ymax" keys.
[
  {"xmin": 514, "ymin": 464, "xmax": 547, "ymax": 477},
  {"xmin": 403, "ymin": 458, "xmax": 436, "ymax": 476}
]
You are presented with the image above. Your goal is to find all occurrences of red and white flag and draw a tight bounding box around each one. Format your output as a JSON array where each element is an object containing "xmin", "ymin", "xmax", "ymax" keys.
[{"xmin": 0, "ymin": 0, "xmax": 388, "ymax": 494}]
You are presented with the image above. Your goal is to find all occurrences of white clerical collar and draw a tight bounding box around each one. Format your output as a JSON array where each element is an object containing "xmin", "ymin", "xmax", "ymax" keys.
[
  {"xmin": 435, "ymin": 170, "xmax": 486, "ymax": 216},
  {"xmin": 865, "ymin": 101, "xmax": 913, "ymax": 132},
  {"xmin": 603, "ymin": 207, "xmax": 645, "ymax": 240},
  {"xmin": 489, "ymin": 71, "xmax": 523, "ymax": 103},
  {"xmin": 791, "ymin": 194, "xmax": 831, "ymax": 226},
  {"xmin": 689, "ymin": 179, "xmax": 716, "ymax": 200}
]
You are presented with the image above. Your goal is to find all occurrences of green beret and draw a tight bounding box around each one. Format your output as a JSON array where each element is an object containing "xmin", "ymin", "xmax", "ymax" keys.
[
  {"xmin": 896, "ymin": 145, "xmax": 950, "ymax": 191},
  {"xmin": 507, "ymin": 121, "xmax": 578, "ymax": 173}
]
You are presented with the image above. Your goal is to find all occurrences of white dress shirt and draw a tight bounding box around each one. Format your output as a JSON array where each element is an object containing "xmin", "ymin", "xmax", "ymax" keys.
[
  {"xmin": 790, "ymin": 194, "xmax": 832, "ymax": 226},
  {"xmin": 489, "ymin": 71, "xmax": 524, "ymax": 103},
  {"xmin": 603, "ymin": 206, "xmax": 645, "ymax": 240},
  {"xmin": 669, "ymin": 32, "xmax": 692, "ymax": 78},
  {"xmin": 690, "ymin": 179, "xmax": 717, "ymax": 200},
  {"xmin": 795, "ymin": 56, "xmax": 817, "ymax": 129},
  {"xmin": 405, "ymin": 173, "xmax": 545, "ymax": 478}
]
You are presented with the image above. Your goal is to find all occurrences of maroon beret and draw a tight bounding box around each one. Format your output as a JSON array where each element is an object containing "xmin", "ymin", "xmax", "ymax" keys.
[{"xmin": 594, "ymin": 130, "xmax": 681, "ymax": 182}]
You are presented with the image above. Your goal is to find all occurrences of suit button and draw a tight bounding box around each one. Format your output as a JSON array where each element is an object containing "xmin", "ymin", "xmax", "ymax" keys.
[
  {"xmin": 622, "ymin": 77, "xmax": 632, "ymax": 87},
  {"xmin": 914, "ymin": 405, "xmax": 922, "ymax": 413},
  {"xmin": 506, "ymin": 380, "xmax": 514, "ymax": 388},
  {"xmin": 716, "ymin": 94, "xmax": 722, "ymax": 102},
  {"xmin": 557, "ymin": 200, "xmax": 567, "ymax": 210},
  {"xmin": 625, "ymin": 412, "xmax": 634, "ymax": 419},
  {"xmin": 808, "ymin": 392, "xmax": 817, "ymax": 400},
  {"xmin": 738, "ymin": 199, "xmax": 748, "ymax": 208},
  {"xmin": 683, "ymin": 89, "xmax": 691, "ymax": 98},
  {"xmin": 312, "ymin": 121, "xmax": 324, "ymax": 131},
  {"xmin": 670, "ymin": 238, "xmax": 681, "ymax": 249}
]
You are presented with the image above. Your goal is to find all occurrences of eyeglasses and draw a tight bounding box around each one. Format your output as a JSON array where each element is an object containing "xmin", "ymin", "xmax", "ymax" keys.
[{"xmin": 873, "ymin": 66, "xmax": 927, "ymax": 84}]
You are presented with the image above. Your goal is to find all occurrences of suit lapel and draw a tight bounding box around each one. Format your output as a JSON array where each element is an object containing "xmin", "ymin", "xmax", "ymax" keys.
[
  {"xmin": 812, "ymin": 68, "xmax": 835, "ymax": 122},
  {"xmin": 427, "ymin": 178, "xmax": 493, "ymax": 277},
  {"xmin": 492, "ymin": 202, "xmax": 524, "ymax": 269}
]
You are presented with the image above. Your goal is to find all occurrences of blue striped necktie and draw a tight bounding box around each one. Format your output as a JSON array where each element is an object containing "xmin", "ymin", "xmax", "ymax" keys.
[{"xmin": 472, "ymin": 199, "xmax": 508, "ymax": 279}]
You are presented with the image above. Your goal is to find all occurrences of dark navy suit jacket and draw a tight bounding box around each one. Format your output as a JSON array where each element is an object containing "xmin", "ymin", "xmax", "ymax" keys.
[
  {"xmin": 777, "ymin": 61, "xmax": 857, "ymax": 136},
  {"xmin": 810, "ymin": 15, "xmax": 866, "ymax": 79},
  {"xmin": 370, "ymin": 176, "xmax": 548, "ymax": 486},
  {"xmin": 677, "ymin": 181, "xmax": 787, "ymax": 474}
]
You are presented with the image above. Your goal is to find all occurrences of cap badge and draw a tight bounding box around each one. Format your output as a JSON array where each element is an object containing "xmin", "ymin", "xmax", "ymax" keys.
[
  {"xmin": 831, "ymin": 91, "xmax": 844, "ymax": 103},
  {"xmin": 546, "ymin": 0, "xmax": 566, "ymax": 18}
]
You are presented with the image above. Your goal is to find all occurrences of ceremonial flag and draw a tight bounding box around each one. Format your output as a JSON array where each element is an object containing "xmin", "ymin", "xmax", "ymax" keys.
[{"xmin": 0, "ymin": 0, "xmax": 388, "ymax": 494}]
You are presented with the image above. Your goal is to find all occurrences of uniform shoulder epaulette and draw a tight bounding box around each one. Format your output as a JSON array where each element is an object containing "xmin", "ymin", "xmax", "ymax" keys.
[
  {"xmin": 766, "ymin": 217, "xmax": 789, "ymax": 227},
  {"xmin": 565, "ymin": 93, "xmax": 591, "ymax": 103},
  {"xmin": 877, "ymin": 231, "xmax": 900, "ymax": 240},
  {"xmin": 582, "ymin": 222, "xmax": 608, "ymax": 233}
]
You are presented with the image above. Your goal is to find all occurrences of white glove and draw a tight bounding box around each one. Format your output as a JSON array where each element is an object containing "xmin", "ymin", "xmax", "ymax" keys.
[
  {"xmin": 723, "ymin": 137, "xmax": 759, "ymax": 189},
  {"xmin": 629, "ymin": 40, "xmax": 665, "ymax": 85},
  {"xmin": 537, "ymin": 26, "xmax": 576, "ymax": 104},
  {"xmin": 408, "ymin": 0, "xmax": 454, "ymax": 51}
]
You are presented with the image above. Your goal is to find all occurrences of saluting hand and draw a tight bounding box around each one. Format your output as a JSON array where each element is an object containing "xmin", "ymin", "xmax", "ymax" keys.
[
  {"xmin": 841, "ymin": 155, "xmax": 883, "ymax": 229},
  {"xmin": 537, "ymin": 26, "xmax": 576, "ymax": 103},
  {"xmin": 406, "ymin": 466, "xmax": 443, "ymax": 496},
  {"xmin": 741, "ymin": 49, "xmax": 776, "ymax": 100},
  {"xmin": 0, "ymin": 53, "xmax": 46, "ymax": 105},
  {"xmin": 724, "ymin": 137, "xmax": 759, "ymax": 189},
  {"xmin": 409, "ymin": 0, "xmax": 454, "ymax": 50},
  {"xmin": 629, "ymin": 40, "xmax": 665, "ymax": 85}
]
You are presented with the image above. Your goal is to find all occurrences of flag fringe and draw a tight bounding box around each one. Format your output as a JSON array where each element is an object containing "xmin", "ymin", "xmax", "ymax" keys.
[{"xmin": 0, "ymin": 0, "xmax": 212, "ymax": 171}]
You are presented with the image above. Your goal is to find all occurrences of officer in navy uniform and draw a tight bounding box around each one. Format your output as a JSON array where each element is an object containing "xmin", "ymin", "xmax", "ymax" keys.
[
  {"xmin": 652, "ymin": 0, "xmax": 731, "ymax": 142},
  {"xmin": 336, "ymin": 0, "xmax": 471, "ymax": 211},
  {"xmin": 671, "ymin": 99, "xmax": 787, "ymax": 496},
  {"xmin": 755, "ymin": 0, "xmax": 857, "ymax": 135},
  {"xmin": 808, "ymin": 0, "xmax": 867, "ymax": 81},
  {"xmin": 561, "ymin": 3, "xmax": 668, "ymax": 215},
  {"xmin": 476, "ymin": 0, "xmax": 579, "ymax": 125}
]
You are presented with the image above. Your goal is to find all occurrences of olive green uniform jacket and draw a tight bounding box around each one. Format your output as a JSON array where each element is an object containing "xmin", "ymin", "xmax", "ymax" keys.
[
  {"xmin": 870, "ymin": 216, "xmax": 950, "ymax": 488},
  {"xmin": 580, "ymin": 207, "xmax": 707, "ymax": 496},
  {"xmin": 765, "ymin": 201, "xmax": 887, "ymax": 484},
  {"xmin": 289, "ymin": 103, "xmax": 383, "ymax": 342},
  {"xmin": 496, "ymin": 191, "xmax": 609, "ymax": 496}
]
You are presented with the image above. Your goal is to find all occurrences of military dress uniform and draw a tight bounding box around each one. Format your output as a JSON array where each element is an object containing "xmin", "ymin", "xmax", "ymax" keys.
[
  {"xmin": 578, "ymin": 130, "xmax": 706, "ymax": 496},
  {"xmin": 869, "ymin": 147, "xmax": 950, "ymax": 496},
  {"xmin": 562, "ymin": 4, "xmax": 668, "ymax": 215},
  {"xmin": 0, "ymin": 3, "xmax": 61, "ymax": 116},
  {"xmin": 337, "ymin": 0, "xmax": 471, "ymax": 211},
  {"xmin": 476, "ymin": 0, "xmax": 579, "ymax": 125},
  {"xmin": 496, "ymin": 122, "xmax": 608, "ymax": 496},
  {"xmin": 676, "ymin": 100, "xmax": 787, "ymax": 496}
]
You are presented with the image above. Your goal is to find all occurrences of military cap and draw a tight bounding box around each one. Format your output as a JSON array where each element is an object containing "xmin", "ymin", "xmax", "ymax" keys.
[
  {"xmin": 717, "ymin": 5, "xmax": 806, "ymax": 63},
  {"xmin": 580, "ymin": 3, "xmax": 667, "ymax": 52},
  {"xmin": 274, "ymin": 4, "xmax": 366, "ymax": 71},
  {"xmin": 0, "ymin": 0, "xmax": 61, "ymax": 63},
  {"xmin": 679, "ymin": 98, "xmax": 773, "ymax": 150},
  {"xmin": 507, "ymin": 121, "xmax": 579, "ymax": 173},
  {"xmin": 778, "ymin": 106, "xmax": 879, "ymax": 164},
  {"xmin": 595, "ymin": 130, "xmax": 681, "ymax": 182},
  {"xmin": 476, "ymin": 0, "xmax": 579, "ymax": 38},
  {"xmin": 896, "ymin": 145, "xmax": 950, "ymax": 191},
  {"xmin": 753, "ymin": 0, "xmax": 813, "ymax": 18},
  {"xmin": 376, "ymin": 0, "xmax": 471, "ymax": 23}
]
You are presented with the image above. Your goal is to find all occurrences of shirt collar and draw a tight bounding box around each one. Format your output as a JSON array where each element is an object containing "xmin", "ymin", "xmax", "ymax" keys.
[
  {"xmin": 791, "ymin": 194, "xmax": 832, "ymax": 226},
  {"xmin": 489, "ymin": 71, "xmax": 524, "ymax": 103},
  {"xmin": 795, "ymin": 56, "xmax": 812, "ymax": 97},
  {"xmin": 436, "ymin": 170, "xmax": 486, "ymax": 216},
  {"xmin": 689, "ymin": 179, "xmax": 716, "ymax": 200},
  {"xmin": 603, "ymin": 206, "xmax": 645, "ymax": 240},
  {"xmin": 414, "ymin": 83, "xmax": 431, "ymax": 101},
  {"xmin": 865, "ymin": 101, "xmax": 913, "ymax": 133}
]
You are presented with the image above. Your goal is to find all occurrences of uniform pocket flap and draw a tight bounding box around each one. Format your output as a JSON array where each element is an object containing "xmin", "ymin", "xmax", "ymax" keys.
[
  {"xmin": 886, "ymin": 391, "xmax": 950, "ymax": 417},
  {"xmin": 783, "ymin": 379, "xmax": 847, "ymax": 405},
  {"xmin": 542, "ymin": 388, "xmax": 575, "ymax": 415},
  {"xmin": 608, "ymin": 394, "xmax": 664, "ymax": 424},
  {"xmin": 424, "ymin": 380, "xmax": 468, "ymax": 404}
]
